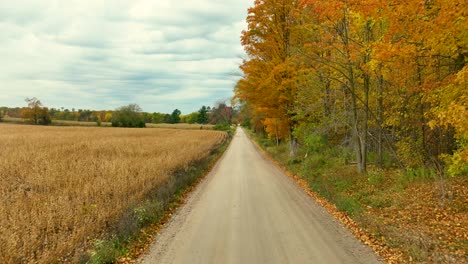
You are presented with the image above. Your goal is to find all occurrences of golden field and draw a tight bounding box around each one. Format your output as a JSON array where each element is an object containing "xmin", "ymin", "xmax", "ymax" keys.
[
  {"xmin": 2, "ymin": 117, "xmax": 214, "ymax": 129},
  {"xmin": 146, "ymin": 123, "xmax": 214, "ymax": 130},
  {"xmin": 0, "ymin": 124, "xmax": 227, "ymax": 263}
]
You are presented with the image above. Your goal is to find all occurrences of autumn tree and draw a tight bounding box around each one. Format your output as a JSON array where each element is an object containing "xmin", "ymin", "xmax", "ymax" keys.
[
  {"xmin": 291, "ymin": 0, "xmax": 466, "ymax": 173},
  {"xmin": 209, "ymin": 101, "xmax": 233, "ymax": 125},
  {"xmin": 237, "ymin": 0, "xmax": 466, "ymax": 175},
  {"xmin": 20, "ymin": 97, "xmax": 51, "ymax": 125},
  {"xmin": 290, "ymin": 0, "xmax": 380, "ymax": 172},
  {"xmin": 369, "ymin": 0, "xmax": 467, "ymax": 172},
  {"xmin": 235, "ymin": 0, "xmax": 301, "ymax": 155}
]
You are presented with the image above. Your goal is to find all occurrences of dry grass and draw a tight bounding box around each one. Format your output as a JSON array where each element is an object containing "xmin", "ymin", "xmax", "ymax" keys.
[
  {"xmin": 0, "ymin": 124, "xmax": 226, "ymax": 263},
  {"xmin": 53, "ymin": 120, "xmax": 112, "ymax": 127},
  {"xmin": 146, "ymin": 123, "xmax": 214, "ymax": 130},
  {"xmin": 2, "ymin": 117, "xmax": 110, "ymax": 127},
  {"xmin": 2, "ymin": 117, "xmax": 27, "ymax": 123},
  {"xmin": 2, "ymin": 117, "xmax": 213, "ymax": 129}
]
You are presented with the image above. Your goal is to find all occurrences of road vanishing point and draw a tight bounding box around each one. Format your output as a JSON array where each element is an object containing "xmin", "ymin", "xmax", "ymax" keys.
[{"xmin": 140, "ymin": 128, "xmax": 382, "ymax": 264}]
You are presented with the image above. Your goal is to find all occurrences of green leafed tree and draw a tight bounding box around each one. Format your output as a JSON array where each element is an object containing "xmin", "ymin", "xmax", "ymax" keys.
[
  {"xmin": 0, "ymin": 107, "xmax": 5, "ymax": 122},
  {"xmin": 151, "ymin": 112, "xmax": 166, "ymax": 124},
  {"xmin": 169, "ymin": 109, "xmax": 181, "ymax": 124},
  {"xmin": 111, "ymin": 104, "xmax": 145, "ymax": 128},
  {"xmin": 197, "ymin": 106, "xmax": 209, "ymax": 124},
  {"xmin": 185, "ymin": 112, "xmax": 200, "ymax": 124}
]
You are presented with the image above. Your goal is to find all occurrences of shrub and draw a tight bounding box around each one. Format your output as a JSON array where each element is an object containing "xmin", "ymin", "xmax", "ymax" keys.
[
  {"xmin": 367, "ymin": 172, "xmax": 385, "ymax": 186},
  {"xmin": 335, "ymin": 195, "xmax": 362, "ymax": 216},
  {"xmin": 213, "ymin": 124, "xmax": 234, "ymax": 137},
  {"xmin": 89, "ymin": 239, "xmax": 121, "ymax": 264},
  {"xmin": 111, "ymin": 104, "xmax": 145, "ymax": 128},
  {"xmin": 213, "ymin": 124, "xmax": 231, "ymax": 131}
]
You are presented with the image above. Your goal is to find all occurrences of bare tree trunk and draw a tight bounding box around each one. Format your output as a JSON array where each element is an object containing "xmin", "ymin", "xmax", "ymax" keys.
[
  {"xmin": 359, "ymin": 20, "xmax": 374, "ymax": 174},
  {"xmin": 348, "ymin": 65, "xmax": 364, "ymax": 173},
  {"xmin": 377, "ymin": 72, "xmax": 384, "ymax": 168},
  {"xmin": 275, "ymin": 119, "xmax": 279, "ymax": 146},
  {"xmin": 361, "ymin": 73, "xmax": 369, "ymax": 174},
  {"xmin": 343, "ymin": 8, "xmax": 365, "ymax": 174},
  {"xmin": 289, "ymin": 133, "xmax": 298, "ymax": 157},
  {"xmin": 417, "ymin": 62, "xmax": 428, "ymax": 163}
]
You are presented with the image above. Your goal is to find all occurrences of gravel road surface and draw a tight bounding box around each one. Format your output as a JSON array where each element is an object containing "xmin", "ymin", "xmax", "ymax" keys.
[{"xmin": 140, "ymin": 128, "xmax": 381, "ymax": 264}]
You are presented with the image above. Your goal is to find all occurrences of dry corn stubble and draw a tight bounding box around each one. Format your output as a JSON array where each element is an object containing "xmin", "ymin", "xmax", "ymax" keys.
[{"xmin": 0, "ymin": 124, "xmax": 227, "ymax": 263}]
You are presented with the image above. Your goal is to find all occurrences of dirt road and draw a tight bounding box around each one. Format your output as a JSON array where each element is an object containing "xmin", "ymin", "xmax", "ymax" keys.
[{"xmin": 140, "ymin": 128, "xmax": 381, "ymax": 264}]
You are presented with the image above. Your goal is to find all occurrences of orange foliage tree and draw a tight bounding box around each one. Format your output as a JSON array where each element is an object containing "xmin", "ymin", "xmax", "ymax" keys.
[
  {"xmin": 235, "ymin": 0, "xmax": 301, "ymax": 154},
  {"xmin": 236, "ymin": 0, "xmax": 466, "ymax": 174}
]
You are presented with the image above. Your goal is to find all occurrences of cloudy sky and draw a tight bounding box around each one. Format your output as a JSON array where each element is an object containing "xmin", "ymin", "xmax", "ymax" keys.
[{"xmin": 0, "ymin": 1, "xmax": 251, "ymax": 114}]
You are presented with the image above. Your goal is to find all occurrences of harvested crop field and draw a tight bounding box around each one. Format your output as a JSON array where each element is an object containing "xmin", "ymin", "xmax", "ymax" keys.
[
  {"xmin": 0, "ymin": 124, "xmax": 227, "ymax": 263},
  {"xmin": 146, "ymin": 123, "xmax": 214, "ymax": 130}
]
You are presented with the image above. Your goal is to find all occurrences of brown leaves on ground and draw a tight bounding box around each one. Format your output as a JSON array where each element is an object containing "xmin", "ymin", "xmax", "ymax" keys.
[
  {"xmin": 253, "ymin": 138, "xmax": 467, "ymax": 263},
  {"xmin": 363, "ymin": 177, "xmax": 467, "ymax": 263}
]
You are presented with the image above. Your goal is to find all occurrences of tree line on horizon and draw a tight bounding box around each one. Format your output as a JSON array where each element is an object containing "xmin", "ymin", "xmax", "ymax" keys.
[
  {"xmin": 235, "ymin": 0, "xmax": 466, "ymax": 176},
  {"xmin": 0, "ymin": 98, "xmax": 235, "ymax": 128}
]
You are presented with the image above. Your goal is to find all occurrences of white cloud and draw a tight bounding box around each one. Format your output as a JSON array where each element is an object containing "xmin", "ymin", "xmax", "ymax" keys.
[{"xmin": 0, "ymin": 0, "xmax": 251, "ymax": 113}]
